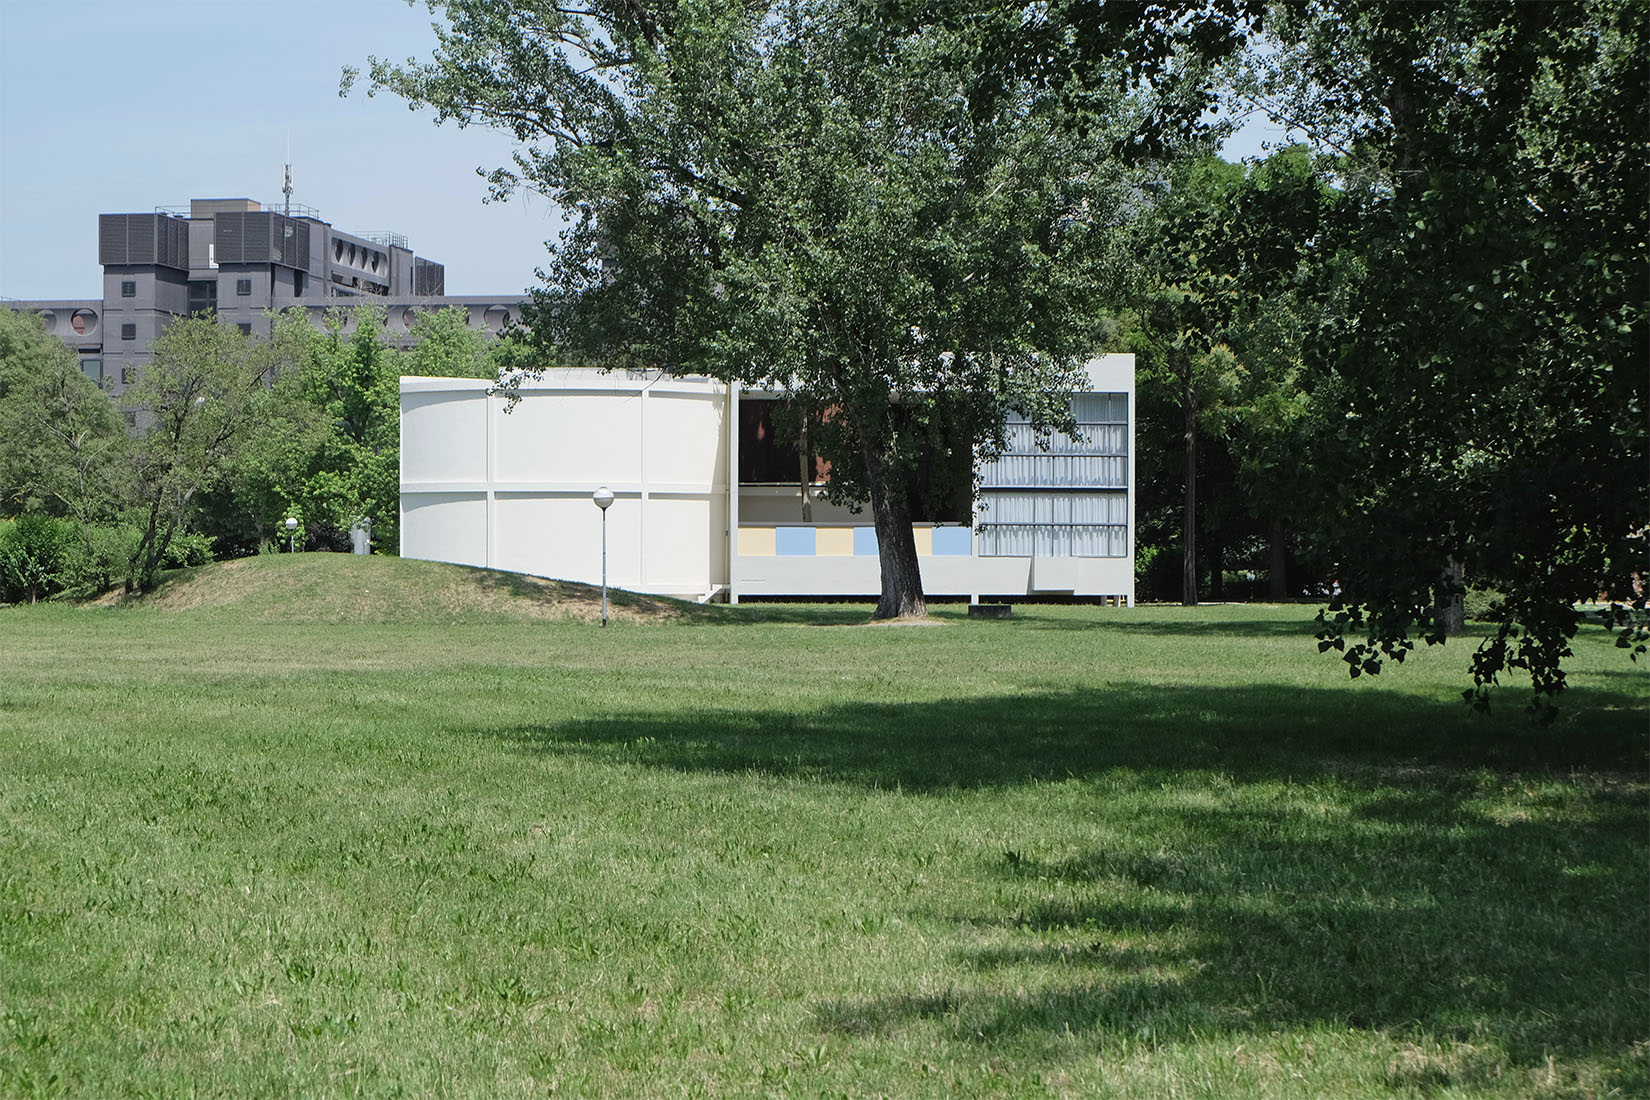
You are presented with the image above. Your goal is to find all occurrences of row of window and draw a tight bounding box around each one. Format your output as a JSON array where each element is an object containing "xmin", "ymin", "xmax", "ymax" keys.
[
  {"xmin": 119, "ymin": 321, "xmax": 251, "ymax": 340},
  {"xmin": 79, "ymin": 359, "xmax": 137, "ymax": 388},
  {"xmin": 975, "ymin": 395, "xmax": 1131, "ymax": 559},
  {"xmin": 122, "ymin": 278, "xmax": 253, "ymax": 298}
]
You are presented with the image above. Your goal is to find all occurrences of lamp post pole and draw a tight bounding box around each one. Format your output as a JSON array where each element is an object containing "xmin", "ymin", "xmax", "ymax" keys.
[
  {"xmin": 593, "ymin": 487, "xmax": 614, "ymax": 626},
  {"xmin": 284, "ymin": 516, "xmax": 298, "ymax": 554}
]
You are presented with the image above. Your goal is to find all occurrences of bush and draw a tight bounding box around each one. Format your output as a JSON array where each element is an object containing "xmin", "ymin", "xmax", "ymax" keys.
[
  {"xmin": 57, "ymin": 523, "xmax": 141, "ymax": 598},
  {"xmin": 0, "ymin": 514, "xmax": 77, "ymax": 603},
  {"xmin": 161, "ymin": 531, "xmax": 216, "ymax": 570}
]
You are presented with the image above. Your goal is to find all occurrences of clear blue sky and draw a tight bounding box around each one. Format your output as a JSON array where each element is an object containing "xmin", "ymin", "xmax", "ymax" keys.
[
  {"xmin": 0, "ymin": 0, "xmax": 558, "ymax": 299},
  {"xmin": 0, "ymin": 0, "xmax": 1286, "ymax": 302}
]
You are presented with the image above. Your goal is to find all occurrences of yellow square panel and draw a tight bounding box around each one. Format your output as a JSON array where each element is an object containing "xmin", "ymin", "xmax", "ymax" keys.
[
  {"xmin": 912, "ymin": 526, "xmax": 933, "ymax": 556},
  {"xmin": 815, "ymin": 528, "xmax": 854, "ymax": 556},
  {"xmin": 737, "ymin": 527, "xmax": 776, "ymax": 556}
]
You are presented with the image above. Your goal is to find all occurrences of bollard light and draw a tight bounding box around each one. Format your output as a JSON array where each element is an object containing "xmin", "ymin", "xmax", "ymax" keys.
[
  {"xmin": 592, "ymin": 488, "xmax": 614, "ymax": 626},
  {"xmin": 284, "ymin": 516, "xmax": 298, "ymax": 554}
]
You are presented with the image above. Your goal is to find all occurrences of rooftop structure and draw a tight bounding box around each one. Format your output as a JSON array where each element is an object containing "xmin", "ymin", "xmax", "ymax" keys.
[{"xmin": 4, "ymin": 197, "xmax": 529, "ymax": 411}]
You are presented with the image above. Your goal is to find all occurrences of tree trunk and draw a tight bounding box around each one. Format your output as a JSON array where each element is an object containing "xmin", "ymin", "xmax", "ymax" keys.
[
  {"xmin": 863, "ymin": 439, "xmax": 926, "ymax": 619},
  {"xmin": 1268, "ymin": 515, "xmax": 1290, "ymax": 601},
  {"xmin": 1181, "ymin": 367, "xmax": 1198, "ymax": 607},
  {"xmin": 798, "ymin": 422, "xmax": 814, "ymax": 524},
  {"xmin": 1209, "ymin": 532, "xmax": 1225, "ymax": 602},
  {"xmin": 1439, "ymin": 558, "xmax": 1466, "ymax": 636}
]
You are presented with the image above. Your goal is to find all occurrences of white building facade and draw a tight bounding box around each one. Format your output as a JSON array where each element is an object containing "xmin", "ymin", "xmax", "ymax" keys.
[{"xmin": 400, "ymin": 355, "xmax": 1135, "ymax": 604}]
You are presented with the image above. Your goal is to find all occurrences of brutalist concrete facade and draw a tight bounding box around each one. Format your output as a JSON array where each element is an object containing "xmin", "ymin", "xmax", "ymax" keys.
[{"xmin": 5, "ymin": 198, "xmax": 529, "ymax": 406}]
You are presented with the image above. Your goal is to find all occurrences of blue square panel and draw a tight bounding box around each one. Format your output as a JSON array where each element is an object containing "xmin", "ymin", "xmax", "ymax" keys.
[
  {"xmin": 853, "ymin": 527, "xmax": 879, "ymax": 556},
  {"xmin": 775, "ymin": 527, "xmax": 816, "ymax": 556},
  {"xmin": 932, "ymin": 526, "xmax": 973, "ymax": 556}
]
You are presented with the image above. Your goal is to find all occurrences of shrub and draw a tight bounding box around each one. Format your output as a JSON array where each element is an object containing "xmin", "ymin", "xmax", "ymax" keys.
[
  {"xmin": 57, "ymin": 523, "xmax": 142, "ymax": 598},
  {"xmin": 0, "ymin": 514, "xmax": 77, "ymax": 603}
]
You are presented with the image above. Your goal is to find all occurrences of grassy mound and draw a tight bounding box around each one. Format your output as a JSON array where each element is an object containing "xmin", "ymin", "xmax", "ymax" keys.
[{"xmin": 91, "ymin": 553, "xmax": 707, "ymax": 624}]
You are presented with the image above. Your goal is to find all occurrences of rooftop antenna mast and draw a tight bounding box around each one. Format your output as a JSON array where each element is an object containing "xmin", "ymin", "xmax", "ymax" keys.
[{"xmin": 282, "ymin": 132, "xmax": 293, "ymax": 216}]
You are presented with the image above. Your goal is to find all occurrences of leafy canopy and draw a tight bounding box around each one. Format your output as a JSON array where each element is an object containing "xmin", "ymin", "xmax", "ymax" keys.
[{"xmin": 348, "ymin": 0, "xmax": 1142, "ymax": 616}]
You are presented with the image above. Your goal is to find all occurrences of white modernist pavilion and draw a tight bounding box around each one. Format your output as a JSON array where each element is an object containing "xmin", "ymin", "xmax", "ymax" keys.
[{"xmin": 399, "ymin": 354, "xmax": 1135, "ymax": 604}]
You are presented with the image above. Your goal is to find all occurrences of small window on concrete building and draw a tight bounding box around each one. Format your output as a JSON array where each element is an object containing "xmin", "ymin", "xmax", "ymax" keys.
[
  {"xmin": 120, "ymin": 280, "xmax": 136, "ymax": 298},
  {"xmin": 187, "ymin": 279, "xmax": 217, "ymax": 316},
  {"xmin": 80, "ymin": 358, "xmax": 102, "ymax": 383},
  {"xmin": 123, "ymin": 411, "xmax": 137, "ymax": 428},
  {"xmin": 237, "ymin": 323, "xmax": 252, "ymax": 336},
  {"xmin": 121, "ymin": 366, "xmax": 137, "ymax": 385},
  {"xmin": 120, "ymin": 323, "xmax": 136, "ymax": 341},
  {"xmin": 236, "ymin": 278, "xmax": 252, "ymax": 296}
]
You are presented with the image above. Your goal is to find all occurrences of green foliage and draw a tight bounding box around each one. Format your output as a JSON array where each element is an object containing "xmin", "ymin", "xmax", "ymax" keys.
[
  {"xmin": 57, "ymin": 522, "xmax": 142, "ymax": 598},
  {"xmin": 206, "ymin": 308, "xmax": 400, "ymax": 556},
  {"xmin": 1126, "ymin": 147, "xmax": 1337, "ymax": 603},
  {"xmin": 1250, "ymin": 0, "xmax": 1649, "ymax": 708},
  {"xmin": 123, "ymin": 316, "xmax": 300, "ymax": 591},
  {"xmin": 349, "ymin": 0, "xmax": 1149, "ymax": 617},
  {"xmin": 399, "ymin": 305, "xmax": 500, "ymax": 379},
  {"xmin": 0, "ymin": 513, "xmax": 76, "ymax": 603},
  {"xmin": 0, "ymin": 309, "xmax": 129, "ymax": 526}
]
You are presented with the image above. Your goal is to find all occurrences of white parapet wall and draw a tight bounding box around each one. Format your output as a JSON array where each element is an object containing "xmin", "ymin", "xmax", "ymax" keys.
[{"xmin": 400, "ymin": 371, "xmax": 731, "ymax": 598}]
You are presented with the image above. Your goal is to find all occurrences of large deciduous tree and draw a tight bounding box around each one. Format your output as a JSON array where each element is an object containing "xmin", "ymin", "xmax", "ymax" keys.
[
  {"xmin": 0, "ymin": 309, "xmax": 129, "ymax": 529},
  {"xmin": 349, "ymin": 0, "xmax": 1147, "ymax": 618},
  {"xmin": 124, "ymin": 317, "xmax": 302, "ymax": 591},
  {"xmin": 1247, "ymin": 0, "xmax": 1648, "ymax": 708},
  {"xmin": 1127, "ymin": 148, "xmax": 1334, "ymax": 605}
]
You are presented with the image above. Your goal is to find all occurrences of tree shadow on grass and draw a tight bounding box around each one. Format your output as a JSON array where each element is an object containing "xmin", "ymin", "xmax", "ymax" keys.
[
  {"xmin": 1007, "ymin": 613, "xmax": 1321, "ymax": 637},
  {"xmin": 483, "ymin": 683, "xmax": 1646, "ymax": 1085},
  {"xmin": 487, "ymin": 682, "xmax": 1645, "ymax": 792},
  {"xmin": 816, "ymin": 787, "xmax": 1646, "ymax": 1084}
]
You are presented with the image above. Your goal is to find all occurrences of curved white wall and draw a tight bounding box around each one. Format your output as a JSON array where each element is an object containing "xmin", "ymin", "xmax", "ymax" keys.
[{"xmin": 400, "ymin": 371, "xmax": 730, "ymax": 597}]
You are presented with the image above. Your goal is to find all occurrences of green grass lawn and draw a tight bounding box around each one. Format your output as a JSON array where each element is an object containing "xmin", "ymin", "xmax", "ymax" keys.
[{"xmin": 1, "ymin": 559, "xmax": 1645, "ymax": 1098}]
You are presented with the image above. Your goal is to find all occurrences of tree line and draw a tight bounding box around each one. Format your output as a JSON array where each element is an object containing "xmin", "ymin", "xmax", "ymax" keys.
[
  {"xmin": 0, "ymin": 305, "xmax": 518, "ymax": 600},
  {"xmin": 345, "ymin": 0, "xmax": 1644, "ymax": 706},
  {"xmin": 2, "ymin": 0, "xmax": 1642, "ymax": 709}
]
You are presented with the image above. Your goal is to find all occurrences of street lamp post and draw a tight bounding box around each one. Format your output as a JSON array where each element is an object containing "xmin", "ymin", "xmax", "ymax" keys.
[
  {"xmin": 284, "ymin": 516, "xmax": 298, "ymax": 554},
  {"xmin": 592, "ymin": 487, "xmax": 614, "ymax": 626}
]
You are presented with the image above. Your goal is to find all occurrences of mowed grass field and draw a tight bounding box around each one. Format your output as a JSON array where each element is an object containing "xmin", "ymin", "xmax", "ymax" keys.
[{"xmin": 1, "ymin": 557, "xmax": 1645, "ymax": 1098}]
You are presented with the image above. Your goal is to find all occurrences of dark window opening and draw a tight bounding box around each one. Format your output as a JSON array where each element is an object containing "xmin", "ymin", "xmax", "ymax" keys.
[
  {"xmin": 120, "ymin": 280, "xmax": 136, "ymax": 298},
  {"xmin": 188, "ymin": 280, "xmax": 217, "ymax": 316},
  {"xmin": 738, "ymin": 399, "xmax": 830, "ymax": 485},
  {"xmin": 737, "ymin": 398, "xmax": 970, "ymax": 523},
  {"xmin": 120, "ymin": 323, "xmax": 136, "ymax": 341},
  {"xmin": 121, "ymin": 366, "xmax": 137, "ymax": 385},
  {"xmin": 236, "ymin": 278, "xmax": 252, "ymax": 296},
  {"xmin": 237, "ymin": 323, "xmax": 252, "ymax": 336}
]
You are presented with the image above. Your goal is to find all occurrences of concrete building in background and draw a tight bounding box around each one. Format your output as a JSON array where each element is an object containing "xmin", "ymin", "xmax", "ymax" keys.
[
  {"xmin": 399, "ymin": 356, "xmax": 1136, "ymax": 604},
  {"xmin": 3, "ymin": 197, "xmax": 530, "ymax": 414}
]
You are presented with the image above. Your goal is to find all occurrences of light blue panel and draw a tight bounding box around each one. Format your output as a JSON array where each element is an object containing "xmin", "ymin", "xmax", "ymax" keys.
[
  {"xmin": 775, "ymin": 527, "xmax": 817, "ymax": 556},
  {"xmin": 932, "ymin": 526, "xmax": 973, "ymax": 556},
  {"xmin": 852, "ymin": 527, "xmax": 879, "ymax": 556}
]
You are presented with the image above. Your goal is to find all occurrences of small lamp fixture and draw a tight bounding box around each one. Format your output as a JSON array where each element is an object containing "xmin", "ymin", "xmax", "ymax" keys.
[
  {"xmin": 284, "ymin": 516, "xmax": 299, "ymax": 554},
  {"xmin": 592, "ymin": 487, "xmax": 614, "ymax": 626}
]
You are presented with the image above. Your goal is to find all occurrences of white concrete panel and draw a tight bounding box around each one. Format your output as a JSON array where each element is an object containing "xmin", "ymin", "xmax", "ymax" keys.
[
  {"xmin": 1083, "ymin": 353, "xmax": 1136, "ymax": 394},
  {"xmin": 402, "ymin": 492, "xmax": 488, "ymax": 567},
  {"xmin": 642, "ymin": 496, "xmax": 723, "ymax": 591},
  {"xmin": 645, "ymin": 391, "xmax": 726, "ymax": 490},
  {"xmin": 402, "ymin": 392, "xmax": 488, "ymax": 484},
  {"xmin": 493, "ymin": 493, "xmax": 643, "ymax": 589},
  {"xmin": 495, "ymin": 390, "xmax": 644, "ymax": 485}
]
